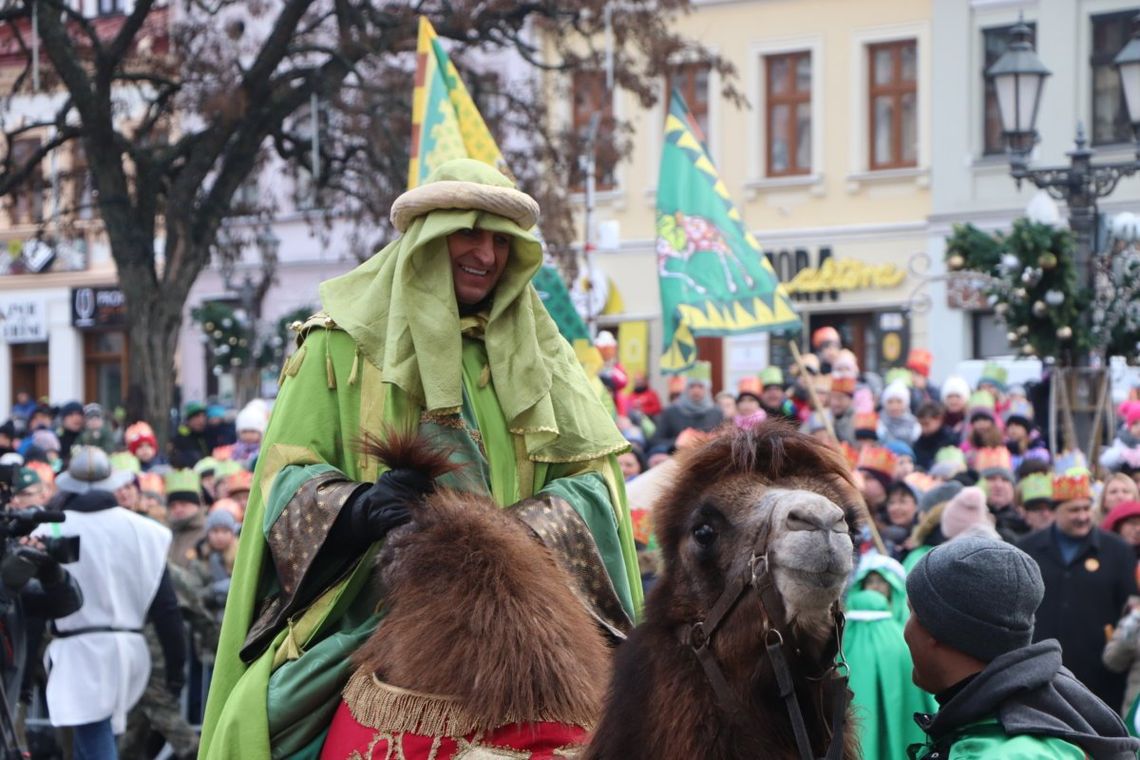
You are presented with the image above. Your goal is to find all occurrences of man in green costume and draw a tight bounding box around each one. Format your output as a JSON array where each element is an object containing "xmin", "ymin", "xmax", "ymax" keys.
[{"xmin": 199, "ymin": 159, "xmax": 641, "ymax": 759}]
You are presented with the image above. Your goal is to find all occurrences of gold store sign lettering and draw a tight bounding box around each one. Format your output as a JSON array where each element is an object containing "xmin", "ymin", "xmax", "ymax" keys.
[{"xmin": 784, "ymin": 258, "xmax": 906, "ymax": 294}]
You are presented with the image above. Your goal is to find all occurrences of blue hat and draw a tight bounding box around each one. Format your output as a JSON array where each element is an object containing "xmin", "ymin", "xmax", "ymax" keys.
[
  {"xmin": 885, "ymin": 440, "xmax": 916, "ymax": 461},
  {"xmin": 207, "ymin": 404, "xmax": 227, "ymax": 420},
  {"xmin": 60, "ymin": 401, "xmax": 83, "ymax": 418}
]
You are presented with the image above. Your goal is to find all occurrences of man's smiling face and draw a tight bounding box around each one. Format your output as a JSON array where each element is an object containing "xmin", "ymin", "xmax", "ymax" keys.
[{"xmin": 446, "ymin": 228, "xmax": 511, "ymax": 305}]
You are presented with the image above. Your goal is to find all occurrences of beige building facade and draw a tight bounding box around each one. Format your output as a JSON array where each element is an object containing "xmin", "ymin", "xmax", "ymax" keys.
[{"xmin": 562, "ymin": 0, "xmax": 934, "ymax": 390}]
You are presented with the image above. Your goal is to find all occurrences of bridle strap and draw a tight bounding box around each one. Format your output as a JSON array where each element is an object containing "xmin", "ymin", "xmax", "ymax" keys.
[{"xmin": 767, "ymin": 637, "xmax": 814, "ymax": 760}]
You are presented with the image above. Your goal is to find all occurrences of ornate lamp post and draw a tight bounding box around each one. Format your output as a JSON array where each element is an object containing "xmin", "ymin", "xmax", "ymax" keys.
[{"xmin": 987, "ymin": 18, "xmax": 1140, "ymax": 368}]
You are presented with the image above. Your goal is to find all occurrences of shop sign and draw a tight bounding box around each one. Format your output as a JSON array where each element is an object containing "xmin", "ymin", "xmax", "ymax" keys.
[
  {"xmin": 876, "ymin": 310, "xmax": 911, "ymax": 367},
  {"xmin": 0, "ymin": 297, "xmax": 48, "ymax": 343},
  {"xmin": 71, "ymin": 287, "xmax": 127, "ymax": 330},
  {"xmin": 765, "ymin": 246, "xmax": 907, "ymax": 302}
]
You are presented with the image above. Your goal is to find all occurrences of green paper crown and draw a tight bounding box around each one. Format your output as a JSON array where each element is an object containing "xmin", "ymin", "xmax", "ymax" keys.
[
  {"xmin": 684, "ymin": 360, "xmax": 712, "ymax": 383},
  {"xmin": 213, "ymin": 460, "xmax": 243, "ymax": 479},
  {"xmin": 193, "ymin": 456, "xmax": 219, "ymax": 476},
  {"xmin": 968, "ymin": 390, "xmax": 996, "ymax": 413},
  {"xmin": 109, "ymin": 452, "xmax": 141, "ymax": 474},
  {"xmin": 1018, "ymin": 472, "xmax": 1053, "ymax": 503},
  {"xmin": 884, "ymin": 367, "xmax": 912, "ymax": 387},
  {"xmin": 759, "ymin": 366, "xmax": 784, "ymax": 388},
  {"xmin": 979, "ymin": 362, "xmax": 1008, "ymax": 391},
  {"xmin": 935, "ymin": 446, "xmax": 967, "ymax": 466},
  {"xmin": 164, "ymin": 468, "xmax": 201, "ymax": 495}
]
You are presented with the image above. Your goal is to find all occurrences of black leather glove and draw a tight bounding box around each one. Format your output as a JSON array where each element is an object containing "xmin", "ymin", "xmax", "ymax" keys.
[{"xmin": 348, "ymin": 468, "xmax": 435, "ymax": 543}]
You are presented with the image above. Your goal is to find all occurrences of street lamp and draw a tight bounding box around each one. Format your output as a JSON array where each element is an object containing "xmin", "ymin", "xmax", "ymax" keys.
[{"xmin": 988, "ymin": 17, "xmax": 1140, "ymax": 367}]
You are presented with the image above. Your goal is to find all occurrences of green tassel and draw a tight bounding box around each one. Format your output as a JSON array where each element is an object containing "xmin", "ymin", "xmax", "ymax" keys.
[
  {"xmin": 326, "ymin": 351, "xmax": 336, "ymax": 390},
  {"xmin": 285, "ymin": 345, "xmax": 307, "ymax": 377},
  {"xmin": 479, "ymin": 363, "xmax": 491, "ymax": 388}
]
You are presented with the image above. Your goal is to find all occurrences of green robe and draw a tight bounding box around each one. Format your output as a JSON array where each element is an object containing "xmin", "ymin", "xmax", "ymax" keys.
[
  {"xmin": 200, "ymin": 160, "xmax": 640, "ymax": 759},
  {"xmin": 846, "ymin": 590, "xmax": 938, "ymax": 760}
]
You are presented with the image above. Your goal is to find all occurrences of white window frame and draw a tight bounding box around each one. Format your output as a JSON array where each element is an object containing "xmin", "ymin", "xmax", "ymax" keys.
[
  {"xmin": 846, "ymin": 22, "xmax": 931, "ymax": 186},
  {"xmin": 746, "ymin": 36, "xmax": 824, "ymax": 192}
]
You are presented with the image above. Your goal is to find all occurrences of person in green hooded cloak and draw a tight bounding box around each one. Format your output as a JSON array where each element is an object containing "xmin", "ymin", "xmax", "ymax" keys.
[
  {"xmin": 845, "ymin": 589, "xmax": 937, "ymax": 760},
  {"xmin": 848, "ymin": 551, "xmax": 910, "ymax": 626},
  {"xmin": 199, "ymin": 159, "xmax": 642, "ymax": 759}
]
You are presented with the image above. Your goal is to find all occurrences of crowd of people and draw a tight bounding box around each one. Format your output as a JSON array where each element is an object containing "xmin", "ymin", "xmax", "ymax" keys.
[
  {"xmin": 601, "ymin": 325, "xmax": 1140, "ymax": 757},
  {"xmin": 0, "ymin": 397, "xmax": 265, "ymax": 759}
]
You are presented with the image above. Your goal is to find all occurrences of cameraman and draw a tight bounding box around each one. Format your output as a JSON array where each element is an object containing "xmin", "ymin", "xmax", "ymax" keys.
[{"xmin": 36, "ymin": 447, "xmax": 184, "ymax": 760}]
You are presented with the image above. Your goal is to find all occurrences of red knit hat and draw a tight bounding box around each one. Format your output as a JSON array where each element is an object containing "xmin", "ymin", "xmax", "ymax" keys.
[
  {"xmin": 1102, "ymin": 501, "xmax": 1140, "ymax": 533},
  {"xmin": 906, "ymin": 348, "xmax": 932, "ymax": 378},
  {"xmin": 125, "ymin": 422, "xmax": 158, "ymax": 455}
]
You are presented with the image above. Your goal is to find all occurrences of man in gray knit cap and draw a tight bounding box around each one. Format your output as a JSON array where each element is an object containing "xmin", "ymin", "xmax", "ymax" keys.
[{"xmin": 903, "ymin": 536, "xmax": 1139, "ymax": 759}]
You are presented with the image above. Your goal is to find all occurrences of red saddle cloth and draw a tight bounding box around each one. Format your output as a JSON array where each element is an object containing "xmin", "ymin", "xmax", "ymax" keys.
[{"xmin": 319, "ymin": 671, "xmax": 591, "ymax": 760}]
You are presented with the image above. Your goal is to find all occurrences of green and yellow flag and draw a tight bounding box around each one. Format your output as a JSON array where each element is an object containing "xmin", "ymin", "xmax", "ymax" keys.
[
  {"xmin": 409, "ymin": 16, "xmax": 590, "ymax": 345},
  {"xmin": 656, "ymin": 90, "xmax": 799, "ymax": 373}
]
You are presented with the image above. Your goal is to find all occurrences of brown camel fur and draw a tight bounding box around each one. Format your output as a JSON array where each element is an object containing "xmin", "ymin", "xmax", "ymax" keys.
[
  {"xmin": 585, "ymin": 422, "xmax": 863, "ymax": 760},
  {"xmin": 351, "ymin": 432, "xmax": 610, "ymax": 732}
]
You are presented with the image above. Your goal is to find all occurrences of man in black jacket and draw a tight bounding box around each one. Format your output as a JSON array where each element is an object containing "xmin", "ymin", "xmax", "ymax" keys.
[
  {"xmin": 904, "ymin": 537, "xmax": 1138, "ymax": 758},
  {"xmin": 1018, "ymin": 471, "xmax": 1138, "ymax": 710},
  {"xmin": 912, "ymin": 401, "xmax": 958, "ymax": 472},
  {"xmin": 647, "ymin": 363, "xmax": 723, "ymax": 456}
]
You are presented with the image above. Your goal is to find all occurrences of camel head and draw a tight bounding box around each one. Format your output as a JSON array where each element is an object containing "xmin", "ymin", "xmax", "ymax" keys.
[{"xmin": 653, "ymin": 422, "xmax": 861, "ymax": 647}]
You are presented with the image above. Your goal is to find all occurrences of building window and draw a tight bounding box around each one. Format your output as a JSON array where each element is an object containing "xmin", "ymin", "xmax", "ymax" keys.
[
  {"xmin": 70, "ymin": 146, "xmax": 95, "ymax": 220},
  {"xmin": 971, "ymin": 312, "xmax": 1015, "ymax": 358},
  {"xmin": 868, "ymin": 39, "xmax": 917, "ymax": 170},
  {"xmin": 571, "ymin": 70, "xmax": 617, "ymax": 192},
  {"xmin": 983, "ymin": 23, "xmax": 1036, "ymax": 155},
  {"xmin": 668, "ymin": 61, "xmax": 711, "ymax": 142},
  {"xmin": 765, "ymin": 52, "xmax": 811, "ymax": 176},
  {"xmin": 84, "ymin": 331, "xmax": 128, "ymax": 410},
  {"xmin": 1091, "ymin": 10, "xmax": 1139, "ymax": 146},
  {"xmin": 97, "ymin": 0, "xmax": 124, "ymax": 16},
  {"xmin": 8, "ymin": 138, "xmax": 44, "ymax": 225}
]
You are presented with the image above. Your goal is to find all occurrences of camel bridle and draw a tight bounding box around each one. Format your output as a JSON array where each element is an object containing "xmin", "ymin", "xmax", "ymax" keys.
[{"xmin": 679, "ymin": 536, "xmax": 851, "ymax": 760}]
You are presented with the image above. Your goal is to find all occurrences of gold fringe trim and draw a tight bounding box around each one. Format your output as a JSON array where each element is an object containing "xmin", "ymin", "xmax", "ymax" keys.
[
  {"xmin": 342, "ymin": 671, "xmax": 489, "ymax": 737},
  {"xmin": 348, "ymin": 346, "xmax": 361, "ymax": 387},
  {"xmin": 420, "ymin": 411, "xmax": 484, "ymax": 446},
  {"xmin": 478, "ymin": 363, "xmax": 492, "ymax": 389},
  {"xmin": 326, "ymin": 339, "xmax": 337, "ymax": 390}
]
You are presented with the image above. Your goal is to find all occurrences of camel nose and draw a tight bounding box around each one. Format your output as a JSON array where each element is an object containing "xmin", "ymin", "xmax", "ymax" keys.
[{"xmin": 785, "ymin": 503, "xmax": 848, "ymax": 534}]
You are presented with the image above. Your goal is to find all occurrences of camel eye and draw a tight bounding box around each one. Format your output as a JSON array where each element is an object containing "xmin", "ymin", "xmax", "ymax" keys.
[{"xmin": 693, "ymin": 523, "xmax": 717, "ymax": 547}]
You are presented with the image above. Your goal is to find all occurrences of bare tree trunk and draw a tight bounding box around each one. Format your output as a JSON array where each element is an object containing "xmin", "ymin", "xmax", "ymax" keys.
[{"xmin": 120, "ymin": 255, "xmax": 186, "ymax": 446}]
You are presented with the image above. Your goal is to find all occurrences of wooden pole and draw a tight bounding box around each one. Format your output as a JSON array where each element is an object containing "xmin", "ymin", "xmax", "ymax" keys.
[{"xmin": 788, "ymin": 342, "xmax": 888, "ymax": 556}]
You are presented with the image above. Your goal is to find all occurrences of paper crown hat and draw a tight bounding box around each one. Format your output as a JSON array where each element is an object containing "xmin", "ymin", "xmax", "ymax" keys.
[
  {"xmin": 213, "ymin": 459, "xmax": 243, "ymax": 480},
  {"xmin": 737, "ymin": 377, "xmax": 762, "ymax": 397},
  {"xmin": 839, "ymin": 442, "xmax": 859, "ymax": 470},
  {"xmin": 1052, "ymin": 471, "xmax": 1091, "ymax": 503},
  {"xmin": 975, "ymin": 447, "xmax": 1013, "ymax": 477},
  {"xmin": 968, "ymin": 390, "xmax": 996, "ymax": 417},
  {"xmin": 978, "ymin": 361, "xmax": 1009, "ymax": 392},
  {"xmin": 1004, "ymin": 399, "xmax": 1035, "ymax": 425},
  {"xmin": 830, "ymin": 376, "xmax": 857, "ymax": 395},
  {"xmin": 812, "ymin": 326, "xmax": 840, "ymax": 348},
  {"xmin": 854, "ymin": 412, "xmax": 879, "ymax": 432},
  {"xmin": 759, "ymin": 366, "xmax": 785, "ymax": 388},
  {"xmin": 109, "ymin": 451, "xmax": 141, "ymax": 474},
  {"xmin": 856, "ymin": 445, "xmax": 898, "ymax": 477},
  {"xmin": 1054, "ymin": 449, "xmax": 1088, "ymax": 474},
  {"xmin": 164, "ymin": 469, "xmax": 201, "ymax": 500},
  {"xmin": 667, "ymin": 375, "xmax": 687, "ymax": 394},
  {"xmin": 1018, "ymin": 473, "xmax": 1054, "ymax": 503},
  {"xmin": 684, "ymin": 361, "xmax": 712, "ymax": 383},
  {"xmin": 193, "ymin": 456, "xmax": 219, "ymax": 476},
  {"xmin": 137, "ymin": 471, "xmax": 165, "ymax": 496},
  {"xmin": 906, "ymin": 348, "xmax": 933, "ymax": 377},
  {"xmin": 884, "ymin": 367, "xmax": 913, "ymax": 388},
  {"xmin": 935, "ymin": 446, "xmax": 967, "ymax": 466}
]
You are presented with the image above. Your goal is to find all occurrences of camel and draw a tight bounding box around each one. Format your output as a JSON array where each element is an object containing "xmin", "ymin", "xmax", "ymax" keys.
[{"xmin": 321, "ymin": 422, "xmax": 860, "ymax": 760}]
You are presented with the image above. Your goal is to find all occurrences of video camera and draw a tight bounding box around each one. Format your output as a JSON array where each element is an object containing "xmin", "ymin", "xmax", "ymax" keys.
[{"xmin": 0, "ymin": 465, "xmax": 80, "ymax": 578}]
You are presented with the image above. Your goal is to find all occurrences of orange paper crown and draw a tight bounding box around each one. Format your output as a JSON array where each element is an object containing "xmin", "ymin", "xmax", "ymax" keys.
[
  {"xmin": 839, "ymin": 442, "xmax": 859, "ymax": 470},
  {"xmin": 737, "ymin": 377, "xmax": 762, "ymax": 396},
  {"xmin": 854, "ymin": 411, "xmax": 879, "ymax": 431},
  {"xmin": 830, "ymin": 376, "xmax": 857, "ymax": 395},
  {"xmin": 1052, "ymin": 472, "xmax": 1091, "ymax": 503},
  {"xmin": 856, "ymin": 445, "xmax": 898, "ymax": 478},
  {"xmin": 667, "ymin": 375, "xmax": 687, "ymax": 394},
  {"xmin": 974, "ymin": 446, "xmax": 1013, "ymax": 474}
]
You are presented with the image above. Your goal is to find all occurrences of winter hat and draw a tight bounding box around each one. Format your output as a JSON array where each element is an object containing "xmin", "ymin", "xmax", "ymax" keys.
[
  {"xmin": 1003, "ymin": 399, "xmax": 1035, "ymax": 429},
  {"xmin": 906, "ymin": 348, "xmax": 933, "ymax": 378},
  {"xmin": 1102, "ymin": 501, "xmax": 1140, "ymax": 533},
  {"xmin": 920, "ymin": 480, "xmax": 964, "ymax": 513},
  {"xmin": 1127, "ymin": 405, "xmax": 1140, "ymax": 428},
  {"xmin": 205, "ymin": 509, "xmax": 238, "ymax": 534},
  {"xmin": 14, "ymin": 467, "xmax": 41, "ymax": 493},
  {"xmin": 125, "ymin": 422, "xmax": 158, "ymax": 455},
  {"xmin": 907, "ymin": 537, "xmax": 1044, "ymax": 662},
  {"xmin": 59, "ymin": 401, "xmax": 84, "ymax": 418},
  {"xmin": 594, "ymin": 330, "xmax": 617, "ymax": 348},
  {"xmin": 940, "ymin": 486, "xmax": 991, "ymax": 539},
  {"xmin": 978, "ymin": 362, "xmax": 1009, "ymax": 393},
  {"xmin": 83, "ymin": 403, "xmax": 104, "ymax": 420},
  {"xmin": 882, "ymin": 381, "xmax": 910, "ymax": 406},
  {"xmin": 235, "ymin": 405, "xmax": 267, "ymax": 435},
  {"xmin": 812, "ymin": 326, "xmax": 840, "ymax": 349},
  {"xmin": 968, "ymin": 390, "xmax": 997, "ymax": 422},
  {"xmin": 885, "ymin": 439, "xmax": 916, "ymax": 461},
  {"xmin": 31, "ymin": 429, "xmax": 61, "ymax": 454},
  {"xmin": 941, "ymin": 376, "xmax": 971, "ymax": 402},
  {"xmin": 183, "ymin": 401, "xmax": 207, "ymax": 420},
  {"xmin": 210, "ymin": 497, "xmax": 245, "ymax": 524},
  {"xmin": 759, "ymin": 366, "xmax": 785, "ymax": 389}
]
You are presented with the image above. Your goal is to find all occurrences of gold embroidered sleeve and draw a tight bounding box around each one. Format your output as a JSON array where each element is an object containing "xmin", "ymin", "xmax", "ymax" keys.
[
  {"xmin": 508, "ymin": 495, "xmax": 633, "ymax": 640},
  {"xmin": 241, "ymin": 471, "xmax": 365, "ymax": 660}
]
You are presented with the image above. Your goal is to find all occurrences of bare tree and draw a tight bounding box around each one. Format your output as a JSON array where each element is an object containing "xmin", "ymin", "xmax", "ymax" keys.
[{"xmin": 0, "ymin": 0, "xmax": 739, "ymax": 442}]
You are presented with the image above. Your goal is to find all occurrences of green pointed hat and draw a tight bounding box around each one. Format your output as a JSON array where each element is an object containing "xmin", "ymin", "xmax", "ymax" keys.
[
  {"xmin": 165, "ymin": 469, "xmax": 201, "ymax": 503},
  {"xmin": 978, "ymin": 362, "xmax": 1008, "ymax": 393},
  {"xmin": 1018, "ymin": 472, "xmax": 1053, "ymax": 504},
  {"xmin": 213, "ymin": 460, "xmax": 243, "ymax": 480},
  {"xmin": 935, "ymin": 446, "xmax": 967, "ymax": 466},
  {"xmin": 759, "ymin": 366, "xmax": 785, "ymax": 388},
  {"xmin": 109, "ymin": 452, "xmax": 141, "ymax": 474},
  {"xmin": 884, "ymin": 367, "xmax": 913, "ymax": 388},
  {"xmin": 968, "ymin": 390, "xmax": 996, "ymax": 419}
]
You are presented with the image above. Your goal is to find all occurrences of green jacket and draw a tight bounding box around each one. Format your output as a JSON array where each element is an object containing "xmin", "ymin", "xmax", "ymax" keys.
[{"xmin": 908, "ymin": 718, "xmax": 1086, "ymax": 759}]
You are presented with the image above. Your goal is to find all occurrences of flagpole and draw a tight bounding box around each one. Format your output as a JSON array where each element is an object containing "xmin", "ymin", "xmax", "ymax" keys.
[{"xmin": 582, "ymin": 112, "xmax": 601, "ymax": 338}]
